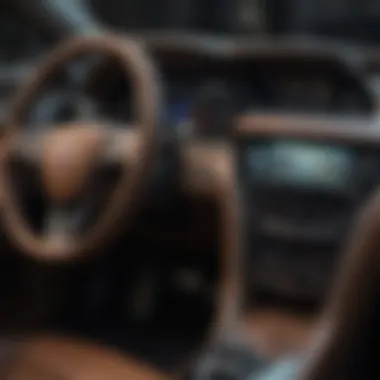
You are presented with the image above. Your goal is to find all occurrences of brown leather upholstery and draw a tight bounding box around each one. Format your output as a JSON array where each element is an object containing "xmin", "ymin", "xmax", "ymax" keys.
[
  {"xmin": 3, "ymin": 335, "xmax": 168, "ymax": 380},
  {"xmin": 300, "ymin": 189, "xmax": 380, "ymax": 380},
  {"xmin": 41, "ymin": 126, "xmax": 105, "ymax": 203}
]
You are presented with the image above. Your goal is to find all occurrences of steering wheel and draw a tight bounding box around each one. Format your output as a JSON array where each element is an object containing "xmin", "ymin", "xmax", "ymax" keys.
[{"xmin": 0, "ymin": 35, "xmax": 161, "ymax": 262}]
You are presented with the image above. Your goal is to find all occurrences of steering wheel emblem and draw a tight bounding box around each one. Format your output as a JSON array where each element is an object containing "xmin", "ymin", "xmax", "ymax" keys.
[{"xmin": 41, "ymin": 126, "xmax": 104, "ymax": 203}]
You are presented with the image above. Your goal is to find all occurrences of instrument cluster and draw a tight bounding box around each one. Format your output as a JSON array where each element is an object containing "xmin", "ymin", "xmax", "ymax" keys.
[{"xmin": 84, "ymin": 53, "xmax": 374, "ymax": 137}]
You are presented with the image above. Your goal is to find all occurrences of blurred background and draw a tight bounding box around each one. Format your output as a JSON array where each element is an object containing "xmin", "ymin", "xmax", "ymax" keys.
[
  {"xmin": 0, "ymin": 1, "xmax": 379, "ymax": 375},
  {"xmin": 1, "ymin": 0, "xmax": 379, "ymax": 125},
  {"xmin": 3, "ymin": 0, "xmax": 380, "ymax": 40}
]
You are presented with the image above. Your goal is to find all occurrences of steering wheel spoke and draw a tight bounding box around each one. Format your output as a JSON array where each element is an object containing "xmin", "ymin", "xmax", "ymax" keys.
[
  {"xmin": 42, "ymin": 205, "xmax": 79, "ymax": 256},
  {"xmin": 8, "ymin": 131, "xmax": 44, "ymax": 165},
  {"xmin": 103, "ymin": 127, "xmax": 142, "ymax": 167}
]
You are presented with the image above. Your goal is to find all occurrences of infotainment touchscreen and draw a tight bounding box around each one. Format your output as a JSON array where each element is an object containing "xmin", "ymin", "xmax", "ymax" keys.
[{"xmin": 247, "ymin": 141, "xmax": 353, "ymax": 190}]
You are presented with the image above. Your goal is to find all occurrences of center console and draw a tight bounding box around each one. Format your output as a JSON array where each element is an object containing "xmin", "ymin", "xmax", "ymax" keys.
[{"xmin": 240, "ymin": 134, "xmax": 380, "ymax": 300}]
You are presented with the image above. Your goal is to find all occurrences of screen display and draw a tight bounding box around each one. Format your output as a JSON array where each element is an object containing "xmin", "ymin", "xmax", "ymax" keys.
[{"xmin": 247, "ymin": 141, "xmax": 353, "ymax": 189}]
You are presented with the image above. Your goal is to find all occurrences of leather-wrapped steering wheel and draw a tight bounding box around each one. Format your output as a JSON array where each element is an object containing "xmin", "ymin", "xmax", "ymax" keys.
[{"xmin": 0, "ymin": 35, "xmax": 161, "ymax": 262}]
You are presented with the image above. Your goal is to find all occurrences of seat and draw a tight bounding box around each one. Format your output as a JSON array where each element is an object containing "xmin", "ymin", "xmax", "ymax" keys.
[
  {"xmin": 246, "ymin": 188, "xmax": 380, "ymax": 380},
  {"xmin": 298, "ymin": 189, "xmax": 380, "ymax": 379},
  {"xmin": 2, "ymin": 335, "xmax": 168, "ymax": 380}
]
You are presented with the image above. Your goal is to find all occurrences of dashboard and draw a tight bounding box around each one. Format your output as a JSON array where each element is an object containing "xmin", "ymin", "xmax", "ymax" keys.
[
  {"xmin": 90, "ymin": 0, "xmax": 380, "ymax": 43},
  {"xmin": 0, "ymin": 0, "xmax": 378, "ymax": 123},
  {"xmin": 0, "ymin": 2, "xmax": 377, "ymax": 126},
  {"xmin": 0, "ymin": 2, "xmax": 379, "ymax": 305},
  {"xmin": 236, "ymin": 116, "xmax": 380, "ymax": 300},
  {"xmin": 83, "ymin": 35, "xmax": 378, "ymax": 302},
  {"xmin": 160, "ymin": 64, "xmax": 371, "ymax": 120},
  {"xmin": 1, "ymin": 5, "xmax": 380, "ymax": 377},
  {"xmin": 84, "ymin": 37, "xmax": 375, "ymax": 138}
]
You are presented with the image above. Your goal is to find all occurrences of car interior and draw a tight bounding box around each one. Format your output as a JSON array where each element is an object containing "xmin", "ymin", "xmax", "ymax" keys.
[{"xmin": 0, "ymin": 1, "xmax": 379, "ymax": 379}]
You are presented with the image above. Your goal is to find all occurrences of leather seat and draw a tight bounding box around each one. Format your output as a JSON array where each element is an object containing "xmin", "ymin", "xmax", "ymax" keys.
[
  {"xmin": 2, "ymin": 335, "xmax": 168, "ymax": 380},
  {"xmin": 247, "ymin": 189, "xmax": 380, "ymax": 380},
  {"xmin": 299, "ymin": 190, "xmax": 380, "ymax": 380}
]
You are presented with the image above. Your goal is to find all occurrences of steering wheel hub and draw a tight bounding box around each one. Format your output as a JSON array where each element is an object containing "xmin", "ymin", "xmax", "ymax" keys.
[{"xmin": 42, "ymin": 125, "xmax": 105, "ymax": 203}]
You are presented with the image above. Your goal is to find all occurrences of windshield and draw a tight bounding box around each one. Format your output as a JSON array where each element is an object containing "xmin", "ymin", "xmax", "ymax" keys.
[{"xmin": 5, "ymin": 0, "xmax": 380, "ymax": 45}]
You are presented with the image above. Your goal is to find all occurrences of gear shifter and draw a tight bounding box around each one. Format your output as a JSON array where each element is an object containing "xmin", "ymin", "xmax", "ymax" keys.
[{"xmin": 185, "ymin": 341, "xmax": 267, "ymax": 380}]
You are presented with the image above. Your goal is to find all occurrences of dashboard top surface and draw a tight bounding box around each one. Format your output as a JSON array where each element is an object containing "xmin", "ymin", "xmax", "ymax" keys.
[{"xmin": 125, "ymin": 33, "xmax": 377, "ymax": 71}]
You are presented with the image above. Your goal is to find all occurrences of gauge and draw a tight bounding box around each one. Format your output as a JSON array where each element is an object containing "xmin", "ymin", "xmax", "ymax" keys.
[{"xmin": 29, "ymin": 90, "xmax": 97, "ymax": 127}]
